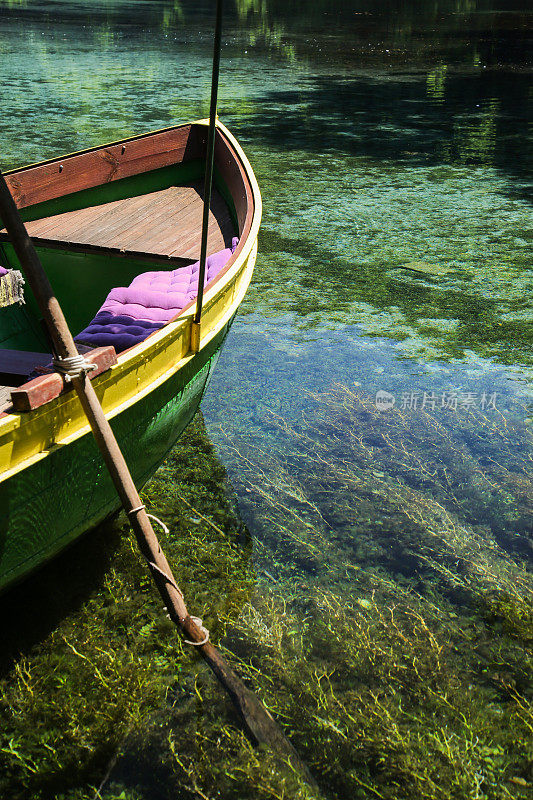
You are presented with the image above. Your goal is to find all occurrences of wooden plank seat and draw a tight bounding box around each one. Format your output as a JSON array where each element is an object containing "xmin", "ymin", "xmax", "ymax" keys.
[
  {"xmin": 0, "ymin": 349, "xmax": 54, "ymax": 385},
  {"xmin": 0, "ymin": 182, "xmax": 235, "ymax": 264}
]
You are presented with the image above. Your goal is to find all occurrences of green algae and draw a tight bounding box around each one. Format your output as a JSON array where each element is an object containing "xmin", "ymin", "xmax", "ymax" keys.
[
  {"xmin": 202, "ymin": 385, "xmax": 532, "ymax": 799},
  {"xmin": 244, "ymin": 149, "xmax": 533, "ymax": 370},
  {"xmin": 1, "ymin": 392, "xmax": 531, "ymax": 799},
  {"xmin": 0, "ymin": 416, "xmax": 256, "ymax": 799}
]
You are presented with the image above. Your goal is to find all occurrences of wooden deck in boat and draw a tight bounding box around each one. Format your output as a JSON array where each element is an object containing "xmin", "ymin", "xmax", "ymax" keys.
[{"xmin": 0, "ymin": 182, "xmax": 235, "ymax": 264}]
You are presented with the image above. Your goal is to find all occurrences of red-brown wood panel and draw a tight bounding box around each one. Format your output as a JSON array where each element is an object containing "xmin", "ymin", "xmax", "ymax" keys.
[
  {"xmin": 4, "ymin": 124, "xmax": 205, "ymax": 210},
  {"xmin": 214, "ymin": 129, "xmax": 253, "ymax": 237}
]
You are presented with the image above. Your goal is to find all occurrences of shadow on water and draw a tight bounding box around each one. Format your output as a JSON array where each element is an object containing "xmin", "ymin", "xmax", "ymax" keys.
[
  {"xmin": 236, "ymin": 72, "xmax": 532, "ymax": 201},
  {"xmin": 249, "ymin": 217, "xmax": 532, "ymax": 370},
  {"xmin": 0, "ymin": 517, "xmax": 122, "ymax": 675}
]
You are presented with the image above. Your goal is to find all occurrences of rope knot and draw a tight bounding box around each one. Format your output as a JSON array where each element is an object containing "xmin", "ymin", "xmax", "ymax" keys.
[
  {"xmin": 184, "ymin": 616, "xmax": 210, "ymax": 647},
  {"xmin": 53, "ymin": 354, "xmax": 97, "ymax": 382}
]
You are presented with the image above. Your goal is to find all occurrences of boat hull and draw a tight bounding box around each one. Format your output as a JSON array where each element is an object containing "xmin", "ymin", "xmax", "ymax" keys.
[
  {"xmin": 0, "ymin": 319, "xmax": 231, "ymax": 592},
  {"xmin": 0, "ymin": 120, "xmax": 261, "ymax": 594}
]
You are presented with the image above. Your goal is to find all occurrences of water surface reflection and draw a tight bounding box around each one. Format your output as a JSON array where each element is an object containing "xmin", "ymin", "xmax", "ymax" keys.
[{"xmin": 0, "ymin": 1, "xmax": 531, "ymax": 798}]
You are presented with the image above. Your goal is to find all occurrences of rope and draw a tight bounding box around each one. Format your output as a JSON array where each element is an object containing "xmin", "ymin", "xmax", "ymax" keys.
[
  {"xmin": 128, "ymin": 504, "xmax": 210, "ymax": 646},
  {"xmin": 184, "ymin": 616, "xmax": 210, "ymax": 647},
  {"xmin": 146, "ymin": 513, "xmax": 169, "ymax": 534},
  {"xmin": 146, "ymin": 561, "xmax": 210, "ymax": 644},
  {"xmin": 53, "ymin": 354, "xmax": 97, "ymax": 382},
  {"xmin": 128, "ymin": 505, "xmax": 169, "ymax": 534},
  {"xmin": 0, "ymin": 268, "xmax": 25, "ymax": 307},
  {"xmin": 128, "ymin": 504, "xmax": 145, "ymax": 515},
  {"xmin": 146, "ymin": 559, "xmax": 185, "ymax": 600}
]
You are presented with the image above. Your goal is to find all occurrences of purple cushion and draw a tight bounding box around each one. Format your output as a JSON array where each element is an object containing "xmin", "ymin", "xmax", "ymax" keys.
[
  {"xmin": 75, "ymin": 238, "xmax": 238, "ymax": 353},
  {"xmin": 0, "ymin": 266, "xmax": 7, "ymax": 277}
]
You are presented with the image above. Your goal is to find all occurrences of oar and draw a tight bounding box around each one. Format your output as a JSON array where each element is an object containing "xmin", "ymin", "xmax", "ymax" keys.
[{"xmin": 0, "ymin": 172, "xmax": 318, "ymax": 792}]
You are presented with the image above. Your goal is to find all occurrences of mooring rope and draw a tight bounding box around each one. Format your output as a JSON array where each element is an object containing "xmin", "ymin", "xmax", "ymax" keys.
[
  {"xmin": 53, "ymin": 354, "xmax": 97, "ymax": 382},
  {"xmin": 127, "ymin": 504, "xmax": 210, "ymax": 647},
  {"xmin": 183, "ymin": 616, "xmax": 210, "ymax": 647},
  {"xmin": 127, "ymin": 504, "xmax": 146, "ymax": 516}
]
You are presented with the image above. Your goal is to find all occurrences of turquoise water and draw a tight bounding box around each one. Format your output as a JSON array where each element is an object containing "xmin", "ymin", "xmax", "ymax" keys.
[{"xmin": 0, "ymin": 2, "xmax": 532, "ymax": 798}]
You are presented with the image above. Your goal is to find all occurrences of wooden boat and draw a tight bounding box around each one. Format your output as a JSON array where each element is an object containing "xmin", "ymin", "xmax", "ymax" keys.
[{"xmin": 0, "ymin": 120, "xmax": 261, "ymax": 592}]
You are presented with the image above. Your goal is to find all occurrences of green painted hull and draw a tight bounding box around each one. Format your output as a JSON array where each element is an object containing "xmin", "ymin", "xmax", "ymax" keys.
[{"xmin": 0, "ymin": 320, "xmax": 231, "ymax": 592}]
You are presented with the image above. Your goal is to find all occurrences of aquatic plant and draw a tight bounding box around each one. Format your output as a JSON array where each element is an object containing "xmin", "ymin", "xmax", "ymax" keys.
[
  {"xmin": 0, "ymin": 416, "xmax": 257, "ymax": 799},
  {"xmin": 203, "ymin": 384, "xmax": 533, "ymax": 798},
  {"xmin": 0, "ymin": 389, "xmax": 531, "ymax": 798}
]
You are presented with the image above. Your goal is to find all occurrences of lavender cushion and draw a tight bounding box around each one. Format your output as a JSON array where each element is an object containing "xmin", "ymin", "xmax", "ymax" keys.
[
  {"xmin": 76, "ymin": 238, "xmax": 238, "ymax": 352},
  {"xmin": 0, "ymin": 266, "xmax": 7, "ymax": 277}
]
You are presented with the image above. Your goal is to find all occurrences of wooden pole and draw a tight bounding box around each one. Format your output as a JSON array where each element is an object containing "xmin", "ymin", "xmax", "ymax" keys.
[
  {"xmin": 0, "ymin": 170, "xmax": 318, "ymax": 790},
  {"xmin": 191, "ymin": 0, "xmax": 223, "ymax": 353}
]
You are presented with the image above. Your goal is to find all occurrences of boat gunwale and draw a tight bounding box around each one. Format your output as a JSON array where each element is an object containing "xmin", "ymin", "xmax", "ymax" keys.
[{"xmin": 2, "ymin": 122, "xmax": 198, "ymax": 179}]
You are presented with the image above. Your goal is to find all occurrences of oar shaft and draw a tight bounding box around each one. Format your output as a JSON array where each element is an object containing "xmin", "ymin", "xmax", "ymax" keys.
[{"xmin": 0, "ymin": 173, "xmax": 77, "ymax": 359}]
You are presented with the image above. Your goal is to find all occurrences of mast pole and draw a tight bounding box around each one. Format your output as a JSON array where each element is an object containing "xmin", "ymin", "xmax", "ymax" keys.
[{"xmin": 191, "ymin": 0, "xmax": 223, "ymax": 352}]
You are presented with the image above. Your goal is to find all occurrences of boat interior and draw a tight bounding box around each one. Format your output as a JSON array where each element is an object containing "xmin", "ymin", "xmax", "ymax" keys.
[{"xmin": 0, "ymin": 122, "xmax": 252, "ymax": 415}]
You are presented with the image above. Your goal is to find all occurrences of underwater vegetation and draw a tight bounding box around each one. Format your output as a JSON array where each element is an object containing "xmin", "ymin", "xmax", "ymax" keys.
[
  {"xmin": 0, "ymin": 416, "xmax": 256, "ymax": 799},
  {"xmin": 0, "ymin": 386, "xmax": 531, "ymax": 799},
  {"xmin": 207, "ymin": 384, "xmax": 533, "ymax": 799}
]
